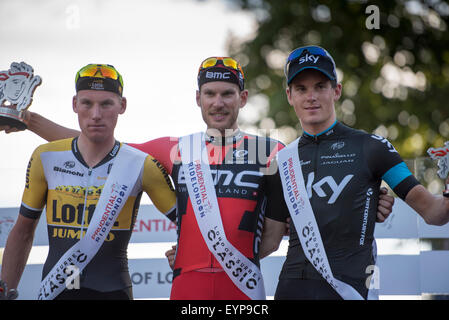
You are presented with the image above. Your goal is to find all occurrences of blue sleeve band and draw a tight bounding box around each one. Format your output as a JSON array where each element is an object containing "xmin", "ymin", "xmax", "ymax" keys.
[{"xmin": 382, "ymin": 162, "xmax": 413, "ymax": 189}]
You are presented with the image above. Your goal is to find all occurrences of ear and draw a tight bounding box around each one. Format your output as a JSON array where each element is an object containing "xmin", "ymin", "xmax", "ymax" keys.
[
  {"xmin": 239, "ymin": 89, "xmax": 249, "ymax": 109},
  {"xmin": 196, "ymin": 90, "xmax": 201, "ymax": 107},
  {"xmin": 119, "ymin": 97, "xmax": 127, "ymax": 115},
  {"xmin": 286, "ymin": 86, "xmax": 293, "ymax": 107},
  {"xmin": 333, "ymin": 83, "xmax": 342, "ymax": 102},
  {"xmin": 72, "ymin": 95, "xmax": 78, "ymax": 113}
]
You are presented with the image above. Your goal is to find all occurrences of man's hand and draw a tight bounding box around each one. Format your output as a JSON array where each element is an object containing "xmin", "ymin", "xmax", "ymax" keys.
[
  {"xmin": 376, "ymin": 187, "xmax": 394, "ymax": 223},
  {"xmin": 0, "ymin": 108, "xmax": 30, "ymax": 133},
  {"xmin": 0, "ymin": 125, "xmax": 21, "ymax": 133},
  {"xmin": 165, "ymin": 245, "xmax": 177, "ymax": 270},
  {"xmin": 0, "ymin": 280, "xmax": 18, "ymax": 300},
  {"xmin": 443, "ymin": 175, "xmax": 449, "ymax": 198},
  {"xmin": 285, "ymin": 218, "xmax": 291, "ymax": 236}
]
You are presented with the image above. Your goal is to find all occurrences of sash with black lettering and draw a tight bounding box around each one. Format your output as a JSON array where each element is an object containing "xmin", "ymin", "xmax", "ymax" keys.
[
  {"xmin": 277, "ymin": 138, "xmax": 364, "ymax": 300},
  {"xmin": 37, "ymin": 144, "xmax": 146, "ymax": 300},
  {"xmin": 179, "ymin": 132, "xmax": 266, "ymax": 300}
]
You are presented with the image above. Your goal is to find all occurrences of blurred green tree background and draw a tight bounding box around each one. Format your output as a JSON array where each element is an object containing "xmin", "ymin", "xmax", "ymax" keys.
[{"xmin": 225, "ymin": 0, "xmax": 449, "ymax": 158}]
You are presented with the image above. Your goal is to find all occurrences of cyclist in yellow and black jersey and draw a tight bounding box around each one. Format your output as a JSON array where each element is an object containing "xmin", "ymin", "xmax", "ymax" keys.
[
  {"xmin": 21, "ymin": 137, "xmax": 175, "ymax": 299},
  {"xmin": 1, "ymin": 64, "xmax": 176, "ymax": 300}
]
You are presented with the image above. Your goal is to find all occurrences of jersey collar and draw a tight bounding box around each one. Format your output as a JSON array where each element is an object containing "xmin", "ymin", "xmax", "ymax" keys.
[
  {"xmin": 301, "ymin": 120, "xmax": 344, "ymax": 142},
  {"xmin": 205, "ymin": 128, "xmax": 243, "ymax": 146},
  {"xmin": 72, "ymin": 137, "xmax": 121, "ymax": 169}
]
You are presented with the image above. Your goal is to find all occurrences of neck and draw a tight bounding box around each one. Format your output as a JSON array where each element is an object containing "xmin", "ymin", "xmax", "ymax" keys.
[
  {"xmin": 77, "ymin": 134, "xmax": 116, "ymax": 168},
  {"xmin": 301, "ymin": 113, "xmax": 337, "ymax": 136},
  {"xmin": 302, "ymin": 119, "xmax": 338, "ymax": 137},
  {"xmin": 206, "ymin": 127, "xmax": 239, "ymax": 138}
]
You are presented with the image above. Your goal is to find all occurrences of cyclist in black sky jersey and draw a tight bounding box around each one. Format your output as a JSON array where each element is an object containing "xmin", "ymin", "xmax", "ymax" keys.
[{"xmin": 263, "ymin": 45, "xmax": 449, "ymax": 300}]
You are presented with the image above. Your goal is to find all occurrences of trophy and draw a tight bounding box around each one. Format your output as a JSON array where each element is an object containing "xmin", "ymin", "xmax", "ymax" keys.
[
  {"xmin": 427, "ymin": 141, "xmax": 449, "ymax": 197},
  {"xmin": 0, "ymin": 62, "xmax": 41, "ymax": 130}
]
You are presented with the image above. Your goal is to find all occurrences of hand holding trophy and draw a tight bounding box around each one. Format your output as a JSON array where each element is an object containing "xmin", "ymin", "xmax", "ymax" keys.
[
  {"xmin": 0, "ymin": 61, "xmax": 41, "ymax": 131},
  {"xmin": 427, "ymin": 141, "xmax": 449, "ymax": 198}
]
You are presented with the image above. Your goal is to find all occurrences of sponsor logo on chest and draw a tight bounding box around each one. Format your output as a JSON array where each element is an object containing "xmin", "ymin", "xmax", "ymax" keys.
[
  {"xmin": 178, "ymin": 167, "xmax": 263, "ymax": 189},
  {"xmin": 305, "ymin": 172, "xmax": 354, "ymax": 204}
]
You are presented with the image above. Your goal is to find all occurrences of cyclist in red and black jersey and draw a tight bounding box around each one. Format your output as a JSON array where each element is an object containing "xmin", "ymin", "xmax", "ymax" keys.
[
  {"xmin": 130, "ymin": 130, "xmax": 283, "ymax": 299},
  {"xmin": 129, "ymin": 57, "xmax": 286, "ymax": 299}
]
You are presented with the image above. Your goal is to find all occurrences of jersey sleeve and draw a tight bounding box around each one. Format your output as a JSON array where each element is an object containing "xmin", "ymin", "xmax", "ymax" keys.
[
  {"xmin": 266, "ymin": 141, "xmax": 285, "ymax": 173},
  {"xmin": 365, "ymin": 134, "xmax": 420, "ymax": 200},
  {"xmin": 264, "ymin": 159, "xmax": 290, "ymax": 222},
  {"xmin": 20, "ymin": 146, "xmax": 48, "ymax": 219},
  {"xmin": 141, "ymin": 155, "xmax": 177, "ymax": 222},
  {"xmin": 128, "ymin": 137, "xmax": 178, "ymax": 175}
]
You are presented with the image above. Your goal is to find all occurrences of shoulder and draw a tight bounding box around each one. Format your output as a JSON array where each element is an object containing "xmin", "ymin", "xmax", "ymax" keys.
[
  {"xmin": 338, "ymin": 123, "xmax": 399, "ymax": 154},
  {"xmin": 141, "ymin": 154, "xmax": 175, "ymax": 199},
  {"xmin": 34, "ymin": 138, "xmax": 73, "ymax": 154},
  {"xmin": 28, "ymin": 138, "xmax": 73, "ymax": 166},
  {"xmin": 335, "ymin": 122, "xmax": 369, "ymax": 139},
  {"xmin": 143, "ymin": 154, "xmax": 172, "ymax": 183},
  {"xmin": 241, "ymin": 132, "xmax": 285, "ymax": 168},
  {"xmin": 128, "ymin": 136, "xmax": 178, "ymax": 154},
  {"xmin": 364, "ymin": 133, "xmax": 399, "ymax": 154},
  {"xmin": 241, "ymin": 131, "xmax": 286, "ymax": 148},
  {"xmin": 143, "ymin": 154, "xmax": 167, "ymax": 171},
  {"xmin": 128, "ymin": 137, "xmax": 178, "ymax": 174}
]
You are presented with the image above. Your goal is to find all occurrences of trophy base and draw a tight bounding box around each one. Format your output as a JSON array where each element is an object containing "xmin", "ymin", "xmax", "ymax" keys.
[{"xmin": 0, "ymin": 107, "xmax": 27, "ymax": 130}]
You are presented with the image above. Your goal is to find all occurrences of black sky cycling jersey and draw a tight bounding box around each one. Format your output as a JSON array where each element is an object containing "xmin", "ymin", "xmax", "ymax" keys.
[{"xmin": 268, "ymin": 121, "xmax": 420, "ymax": 299}]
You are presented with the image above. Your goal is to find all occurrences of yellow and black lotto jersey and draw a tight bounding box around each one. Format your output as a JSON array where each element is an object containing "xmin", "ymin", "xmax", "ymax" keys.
[{"xmin": 20, "ymin": 137, "xmax": 176, "ymax": 293}]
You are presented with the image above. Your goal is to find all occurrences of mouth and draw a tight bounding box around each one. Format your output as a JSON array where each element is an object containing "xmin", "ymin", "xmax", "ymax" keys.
[
  {"xmin": 210, "ymin": 112, "xmax": 229, "ymax": 121},
  {"xmin": 88, "ymin": 124, "xmax": 106, "ymax": 130}
]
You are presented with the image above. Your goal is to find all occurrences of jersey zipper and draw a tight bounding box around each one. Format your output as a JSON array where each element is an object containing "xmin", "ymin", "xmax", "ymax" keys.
[
  {"xmin": 210, "ymin": 144, "xmax": 223, "ymax": 269},
  {"xmin": 80, "ymin": 168, "xmax": 93, "ymax": 239}
]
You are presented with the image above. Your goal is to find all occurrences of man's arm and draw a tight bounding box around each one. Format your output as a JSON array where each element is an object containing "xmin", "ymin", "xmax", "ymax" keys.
[
  {"xmin": 0, "ymin": 110, "xmax": 79, "ymax": 141},
  {"xmin": 1, "ymin": 214, "xmax": 39, "ymax": 292},
  {"xmin": 259, "ymin": 217, "xmax": 287, "ymax": 259},
  {"xmin": 405, "ymin": 179, "xmax": 449, "ymax": 226},
  {"xmin": 365, "ymin": 135, "xmax": 447, "ymax": 224},
  {"xmin": 142, "ymin": 155, "xmax": 177, "ymax": 221},
  {"xmin": 27, "ymin": 111, "xmax": 80, "ymax": 141}
]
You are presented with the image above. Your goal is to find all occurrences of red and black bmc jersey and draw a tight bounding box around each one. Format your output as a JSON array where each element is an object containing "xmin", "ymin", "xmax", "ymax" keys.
[{"xmin": 129, "ymin": 130, "xmax": 284, "ymax": 278}]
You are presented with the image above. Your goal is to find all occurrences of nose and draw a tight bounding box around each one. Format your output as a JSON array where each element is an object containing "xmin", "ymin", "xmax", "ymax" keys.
[
  {"xmin": 211, "ymin": 94, "xmax": 226, "ymax": 108},
  {"xmin": 306, "ymin": 89, "xmax": 317, "ymax": 102},
  {"xmin": 90, "ymin": 104, "xmax": 102, "ymax": 120}
]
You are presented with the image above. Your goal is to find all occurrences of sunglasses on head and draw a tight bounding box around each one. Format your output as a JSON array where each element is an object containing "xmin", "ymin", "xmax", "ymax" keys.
[
  {"xmin": 198, "ymin": 57, "xmax": 245, "ymax": 79},
  {"xmin": 75, "ymin": 64, "xmax": 123, "ymax": 87}
]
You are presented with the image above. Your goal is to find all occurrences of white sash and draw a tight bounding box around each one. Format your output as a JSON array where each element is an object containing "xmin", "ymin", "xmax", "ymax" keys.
[
  {"xmin": 37, "ymin": 144, "xmax": 147, "ymax": 300},
  {"xmin": 179, "ymin": 132, "xmax": 266, "ymax": 300},
  {"xmin": 277, "ymin": 138, "xmax": 364, "ymax": 300}
]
